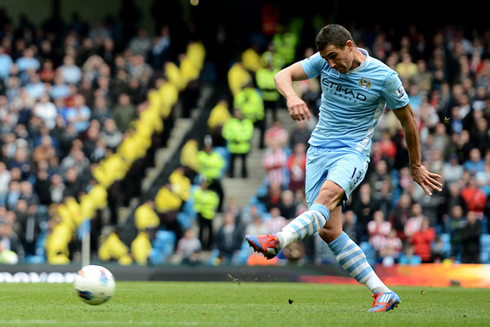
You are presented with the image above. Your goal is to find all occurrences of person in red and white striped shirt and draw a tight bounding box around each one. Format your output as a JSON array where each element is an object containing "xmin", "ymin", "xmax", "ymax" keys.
[{"xmin": 263, "ymin": 139, "xmax": 287, "ymax": 186}]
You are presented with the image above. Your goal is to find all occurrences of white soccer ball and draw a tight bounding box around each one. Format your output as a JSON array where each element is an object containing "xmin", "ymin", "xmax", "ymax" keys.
[{"xmin": 74, "ymin": 265, "xmax": 116, "ymax": 305}]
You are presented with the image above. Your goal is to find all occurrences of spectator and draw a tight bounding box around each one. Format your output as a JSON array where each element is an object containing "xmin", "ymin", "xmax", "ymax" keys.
[
  {"xmin": 342, "ymin": 210, "xmax": 359, "ymax": 244},
  {"xmin": 264, "ymin": 119, "xmax": 289, "ymax": 149},
  {"xmin": 410, "ymin": 59, "xmax": 433, "ymax": 94},
  {"xmin": 113, "ymin": 93, "xmax": 137, "ymax": 133},
  {"xmin": 398, "ymin": 244, "xmax": 422, "ymax": 265},
  {"xmin": 289, "ymin": 119, "xmax": 312, "ymax": 150},
  {"xmin": 460, "ymin": 176, "xmax": 487, "ymax": 217},
  {"xmin": 377, "ymin": 130, "xmax": 397, "ymax": 167},
  {"xmin": 222, "ymin": 109, "xmax": 253, "ymax": 179},
  {"xmin": 176, "ymin": 228, "xmax": 201, "ymax": 265},
  {"xmin": 432, "ymin": 123, "xmax": 451, "ymax": 159},
  {"xmin": 404, "ymin": 203, "xmax": 424, "ymax": 239},
  {"xmin": 472, "ymin": 116, "xmax": 490, "ymax": 155},
  {"xmin": 193, "ymin": 179, "xmax": 219, "ymax": 250},
  {"xmin": 100, "ymin": 118, "xmax": 122, "ymax": 152},
  {"xmin": 127, "ymin": 54, "xmax": 153, "ymax": 87},
  {"xmin": 410, "ymin": 217, "xmax": 435, "ymax": 263},
  {"xmin": 378, "ymin": 228, "xmax": 403, "ymax": 266},
  {"xmin": 197, "ymin": 135, "xmax": 225, "ymax": 212},
  {"xmin": 15, "ymin": 47, "xmax": 40, "ymax": 82},
  {"xmin": 461, "ymin": 211, "xmax": 482, "ymax": 263},
  {"xmin": 431, "ymin": 236, "xmax": 449, "ymax": 263},
  {"xmin": 368, "ymin": 159, "xmax": 392, "ymax": 200},
  {"xmin": 62, "ymin": 167, "xmax": 83, "ymax": 199},
  {"xmin": 442, "ymin": 154, "xmax": 464, "ymax": 187},
  {"xmin": 32, "ymin": 93, "xmax": 58, "ymax": 130},
  {"xmin": 0, "ymin": 45, "xmax": 12, "ymax": 81},
  {"xmin": 391, "ymin": 193, "xmax": 412, "ymax": 241},
  {"xmin": 14, "ymin": 200, "xmax": 43, "ymax": 258},
  {"xmin": 148, "ymin": 24, "xmax": 172, "ymax": 70},
  {"xmin": 59, "ymin": 54, "xmax": 82, "ymax": 85},
  {"xmin": 256, "ymin": 57, "xmax": 281, "ymax": 121},
  {"xmin": 265, "ymin": 207, "xmax": 287, "ymax": 234},
  {"xmin": 286, "ymin": 143, "xmax": 306, "ymax": 193},
  {"xmin": 278, "ymin": 189, "xmax": 296, "ymax": 220},
  {"xmin": 368, "ymin": 210, "xmax": 392, "ymax": 254},
  {"xmin": 395, "ymin": 52, "xmax": 417, "ymax": 81},
  {"xmin": 7, "ymin": 147, "xmax": 32, "ymax": 181},
  {"xmin": 476, "ymin": 160, "xmax": 490, "ymax": 195},
  {"xmin": 91, "ymin": 95, "xmax": 113, "ymax": 124},
  {"xmin": 49, "ymin": 174, "xmax": 65, "ymax": 204},
  {"xmin": 5, "ymin": 180, "xmax": 21, "ymax": 210},
  {"xmin": 33, "ymin": 168, "xmax": 51, "ymax": 206},
  {"xmin": 244, "ymin": 208, "xmax": 267, "ymax": 235},
  {"xmin": 39, "ymin": 59, "xmax": 55, "ymax": 84},
  {"xmin": 233, "ymin": 81, "xmax": 265, "ymax": 148},
  {"xmin": 463, "ymin": 148, "xmax": 485, "ymax": 175},
  {"xmin": 81, "ymin": 123, "xmax": 99, "ymax": 158},
  {"xmin": 446, "ymin": 205, "xmax": 466, "ymax": 261},
  {"xmin": 215, "ymin": 212, "xmax": 244, "ymax": 264},
  {"xmin": 263, "ymin": 138, "xmax": 287, "ymax": 187},
  {"xmin": 5, "ymin": 76, "xmax": 21, "ymax": 104},
  {"xmin": 65, "ymin": 94, "xmax": 91, "ymax": 134},
  {"xmin": 25, "ymin": 71, "xmax": 46, "ymax": 100},
  {"xmin": 350, "ymin": 183, "xmax": 380, "ymax": 242},
  {"xmin": 128, "ymin": 27, "xmax": 152, "ymax": 59}
]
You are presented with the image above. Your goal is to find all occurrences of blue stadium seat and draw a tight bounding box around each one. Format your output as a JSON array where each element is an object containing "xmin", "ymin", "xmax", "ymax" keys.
[
  {"xmin": 150, "ymin": 230, "xmax": 176, "ymax": 264},
  {"xmin": 360, "ymin": 241, "xmax": 376, "ymax": 266},
  {"xmin": 233, "ymin": 241, "xmax": 252, "ymax": 265},
  {"xmin": 480, "ymin": 234, "xmax": 490, "ymax": 264},
  {"xmin": 438, "ymin": 233, "xmax": 452, "ymax": 255},
  {"xmin": 177, "ymin": 212, "xmax": 195, "ymax": 231}
]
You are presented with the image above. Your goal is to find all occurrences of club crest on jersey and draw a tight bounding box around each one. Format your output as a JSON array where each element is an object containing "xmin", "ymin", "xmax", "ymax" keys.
[{"xmin": 359, "ymin": 77, "xmax": 371, "ymax": 89}]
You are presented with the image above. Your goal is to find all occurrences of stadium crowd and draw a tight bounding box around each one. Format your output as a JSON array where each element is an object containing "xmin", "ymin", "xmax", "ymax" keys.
[{"xmin": 0, "ymin": 4, "xmax": 489, "ymax": 267}]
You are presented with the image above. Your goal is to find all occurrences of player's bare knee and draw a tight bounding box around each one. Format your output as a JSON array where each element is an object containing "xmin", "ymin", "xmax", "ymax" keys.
[
  {"xmin": 318, "ymin": 226, "xmax": 340, "ymax": 244},
  {"xmin": 317, "ymin": 186, "xmax": 343, "ymax": 210},
  {"xmin": 318, "ymin": 228, "xmax": 329, "ymax": 242}
]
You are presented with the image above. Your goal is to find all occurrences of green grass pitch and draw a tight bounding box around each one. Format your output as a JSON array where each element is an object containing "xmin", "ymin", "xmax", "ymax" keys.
[{"xmin": 0, "ymin": 281, "xmax": 488, "ymax": 326}]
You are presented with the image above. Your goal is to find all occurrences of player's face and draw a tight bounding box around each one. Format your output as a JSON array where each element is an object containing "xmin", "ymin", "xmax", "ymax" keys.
[{"xmin": 319, "ymin": 41, "xmax": 354, "ymax": 74}]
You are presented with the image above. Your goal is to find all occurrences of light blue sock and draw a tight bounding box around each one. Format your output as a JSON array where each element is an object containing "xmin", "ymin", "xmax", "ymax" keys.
[
  {"xmin": 329, "ymin": 232, "xmax": 389, "ymax": 293},
  {"xmin": 276, "ymin": 203, "xmax": 330, "ymax": 248}
]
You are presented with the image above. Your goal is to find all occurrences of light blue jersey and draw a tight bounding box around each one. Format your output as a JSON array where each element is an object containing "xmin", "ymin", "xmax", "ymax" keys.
[
  {"xmin": 301, "ymin": 48, "xmax": 409, "ymax": 156},
  {"xmin": 300, "ymin": 48, "xmax": 409, "ymax": 205}
]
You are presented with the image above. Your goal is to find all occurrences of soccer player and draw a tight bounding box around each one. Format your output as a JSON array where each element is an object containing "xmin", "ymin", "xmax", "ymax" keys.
[{"xmin": 245, "ymin": 24, "xmax": 442, "ymax": 312}]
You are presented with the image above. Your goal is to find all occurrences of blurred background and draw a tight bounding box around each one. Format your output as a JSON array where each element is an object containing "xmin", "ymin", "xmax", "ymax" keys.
[{"xmin": 0, "ymin": 0, "xmax": 489, "ymax": 278}]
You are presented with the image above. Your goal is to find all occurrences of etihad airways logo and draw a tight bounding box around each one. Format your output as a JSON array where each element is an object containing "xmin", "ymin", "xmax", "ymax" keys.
[{"xmin": 321, "ymin": 78, "xmax": 367, "ymax": 102}]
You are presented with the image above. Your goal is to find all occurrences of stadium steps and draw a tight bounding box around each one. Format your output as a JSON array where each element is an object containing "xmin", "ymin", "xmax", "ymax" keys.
[
  {"xmin": 220, "ymin": 132, "xmax": 265, "ymax": 208},
  {"xmin": 140, "ymin": 85, "xmax": 214, "ymax": 194},
  {"xmin": 221, "ymin": 108, "xmax": 296, "ymax": 210}
]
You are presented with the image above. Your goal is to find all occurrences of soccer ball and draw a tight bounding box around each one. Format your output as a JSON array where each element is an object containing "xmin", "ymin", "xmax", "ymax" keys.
[{"xmin": 74, "ymin": 265, "xmax": 116, "ymax": 305}]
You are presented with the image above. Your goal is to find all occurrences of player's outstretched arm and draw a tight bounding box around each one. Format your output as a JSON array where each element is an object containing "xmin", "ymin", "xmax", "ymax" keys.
[
  {"xmin": 392, "ymin": 104, "xmax": 443, "ymax": 196},
  {"xmin": 274, "ymin": 62, "xmax": 311, "ymax": 121}
]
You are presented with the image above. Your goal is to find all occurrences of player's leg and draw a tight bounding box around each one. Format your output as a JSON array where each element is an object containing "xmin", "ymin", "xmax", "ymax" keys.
[
  {"xmin": 318, "ymin": 207, "xmax": 400, "ymax": 311},
  {"xmin": 320, "ymin": 153, "xmax": 400, "ymax": 312},
  {"xmin": 244, "ymin": 200, "xmax": 330, "ymax": 259},
  {"xmin": 245, "ymin": 147, "xmax": 335, "ymax": 258},
  {"xmin": 244, "ymin": 172, "xmax": 346, "ymax": 259}
]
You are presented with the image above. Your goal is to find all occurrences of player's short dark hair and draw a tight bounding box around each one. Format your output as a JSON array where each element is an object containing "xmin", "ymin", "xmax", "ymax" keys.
[{"xmin": 315, "ymin": 24, "xmax": 355, "ymax": 51}]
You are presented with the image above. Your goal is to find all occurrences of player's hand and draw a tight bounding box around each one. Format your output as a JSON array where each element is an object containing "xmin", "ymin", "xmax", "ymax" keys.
[
  {"xmin": 410, "ymin": 164, "xmax": 442, "ymax": 196},
  {"xmin": 287, "ymin": 97, "xmax": 311, "ymax": 121}
]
